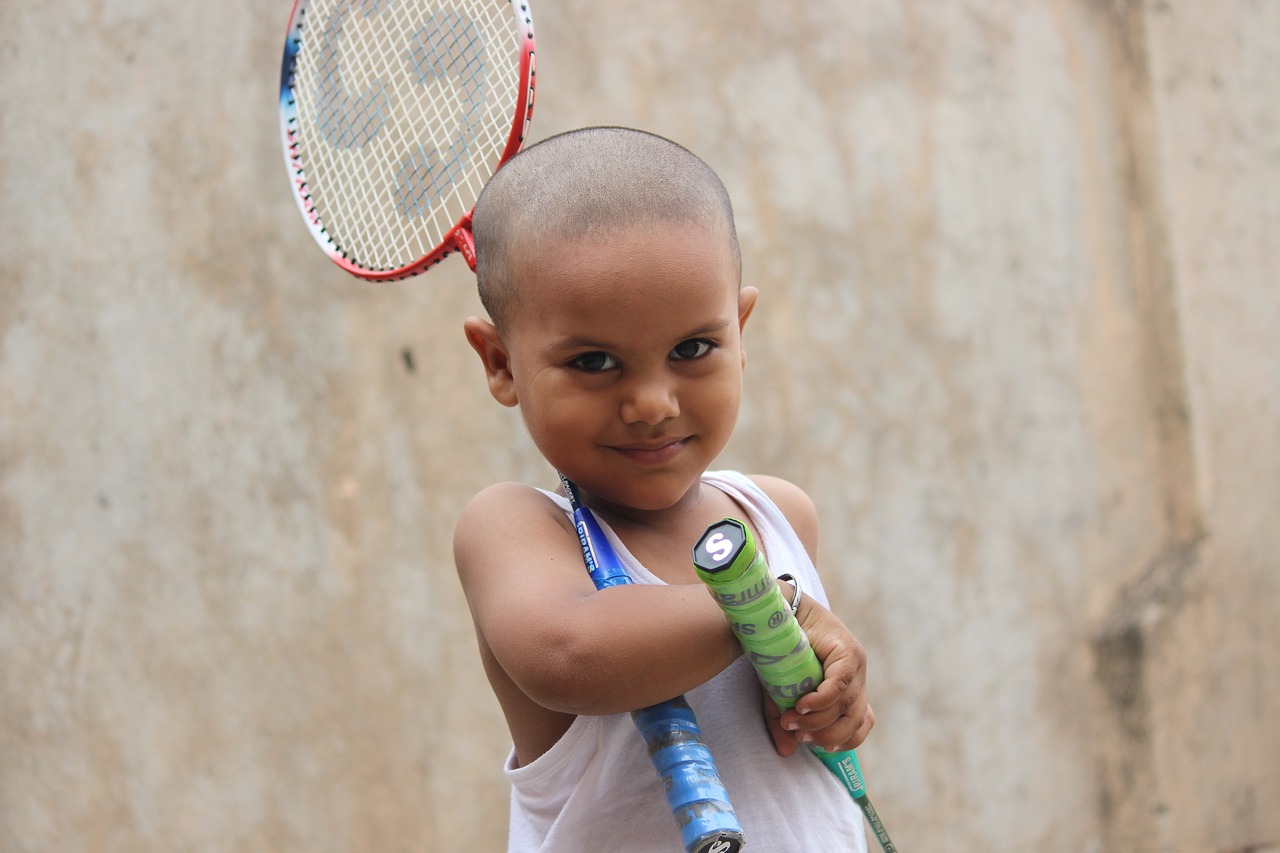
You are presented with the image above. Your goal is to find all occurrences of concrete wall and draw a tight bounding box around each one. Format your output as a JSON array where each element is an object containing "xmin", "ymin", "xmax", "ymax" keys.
[{"xmin": 2, "ymin": 1, "xmax": 1276, "ymax": 851}]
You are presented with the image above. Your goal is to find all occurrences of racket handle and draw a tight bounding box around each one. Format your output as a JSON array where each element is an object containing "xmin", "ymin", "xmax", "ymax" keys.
[
  {"xmin": 692, "ymin": 518, "xmax": 821, "ymax": 709},
  {"xmin": 632, "ymin": 700, "xmax": 745, "ymax": 853},
  {"xmin": 560, "ymin": 478, "xmax": 745, "ymax": 852},
  {"xmin": 694, "ymin": 518, "xmax": 899, "ymax": 853}
]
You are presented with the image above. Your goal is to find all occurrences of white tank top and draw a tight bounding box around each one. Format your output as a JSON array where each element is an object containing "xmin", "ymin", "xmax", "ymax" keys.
[{"xmin": 504, "ymin": 470, "xmax": 868, "ymax": 852}]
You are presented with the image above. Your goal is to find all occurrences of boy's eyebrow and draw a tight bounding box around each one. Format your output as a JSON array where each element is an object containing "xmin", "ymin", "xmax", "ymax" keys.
[
  {"xmin": 540, "ymin": 315, "xmax": 737, "ymax": 356},
  {"xmin": 543, "ymin": 334, "xmax": 611, "ymax": 353},
  {"xmin": 544, "ymin": 319, "xmax": 734, "ymax": 354},
  {"xmin": 677, "ymin": 318, "xmax": 734, "ymax": 339}
]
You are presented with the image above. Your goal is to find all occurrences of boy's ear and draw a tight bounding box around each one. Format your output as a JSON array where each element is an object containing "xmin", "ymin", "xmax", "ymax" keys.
[
  {"xmin": 738, "ymin": 286, "xmax": 759, "ymax": 330},
  {"xmin": 737, "ymin": 286, "xmax": 759, "ymax": 368},
  {"xmin": 463, "ymin": 316, "xmax": 519, "ymax": 407}
]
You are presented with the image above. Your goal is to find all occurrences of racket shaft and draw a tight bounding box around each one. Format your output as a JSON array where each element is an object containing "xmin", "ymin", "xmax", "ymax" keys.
[
  {"xmin": 567, "ymin": 497, "xmax": 744, "ymax": 853},
  {"xmin": 693, "ymin": 518, "xmax": 898, "ymax": 853},
  {"xmin": 815, "ymin": 746, "xmax": 897, "ymax": 849},
  {"xmin": 571, "ymin": 506, "xmax": 633, "ymax": 590}
]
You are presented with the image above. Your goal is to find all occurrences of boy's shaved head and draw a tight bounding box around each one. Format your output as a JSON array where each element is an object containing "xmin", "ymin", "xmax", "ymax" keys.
[{"xmin": 471, "ymin": 127, "xmax": 742, "ymax": 329}]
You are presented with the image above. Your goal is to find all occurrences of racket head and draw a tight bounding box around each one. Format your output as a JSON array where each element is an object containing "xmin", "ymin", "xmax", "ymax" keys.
[{"xmin": 279, "ymin": 0, "xmax": 536, "ymax": 280}]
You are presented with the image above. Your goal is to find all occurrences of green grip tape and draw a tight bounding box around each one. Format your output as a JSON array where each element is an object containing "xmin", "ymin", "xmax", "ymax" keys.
[
  {"xmin": 694, "ymin": 518, "xmax": 899, "ymax": 853},
  {"xmin": 692, "ymin": 518, "xmax": 822, "ymax": 710}
]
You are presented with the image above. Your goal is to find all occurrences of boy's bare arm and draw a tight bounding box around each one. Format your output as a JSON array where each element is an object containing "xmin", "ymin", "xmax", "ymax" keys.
[{"xmin": 454, "ymin": 482, "xmax": 743, "ymax": 716}]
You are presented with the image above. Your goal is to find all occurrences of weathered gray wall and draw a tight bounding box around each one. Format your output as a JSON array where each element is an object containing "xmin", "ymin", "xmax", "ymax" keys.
[{"xmin": 2, "ymin": 1, "xmax": 1276, "ymax": 851}]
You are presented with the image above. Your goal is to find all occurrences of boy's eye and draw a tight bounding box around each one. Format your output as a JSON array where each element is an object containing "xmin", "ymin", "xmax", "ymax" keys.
[
  {"xmin": 569, "ymin": 351, "xmax": 619, "ymax": 372},
  {"xmin": 671, "ymin": 339, "xmax": 714, "ymax": 361}
]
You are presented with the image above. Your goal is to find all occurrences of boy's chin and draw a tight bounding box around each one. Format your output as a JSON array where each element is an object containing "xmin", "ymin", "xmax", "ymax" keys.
[{"xmin": 573, "ymin": 473, "xmax": 702, "ymax": 514}]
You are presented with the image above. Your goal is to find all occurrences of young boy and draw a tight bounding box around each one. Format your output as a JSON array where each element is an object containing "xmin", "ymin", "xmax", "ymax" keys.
[{"xmin": 455, "ymin": 127, "xmax": 874, "ymax": 851}]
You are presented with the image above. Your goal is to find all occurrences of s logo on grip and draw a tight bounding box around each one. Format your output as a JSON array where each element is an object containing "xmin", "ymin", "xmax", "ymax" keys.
[{"xmin": 703, "ymin": 533, "xmax": 733, "ymax": 563}]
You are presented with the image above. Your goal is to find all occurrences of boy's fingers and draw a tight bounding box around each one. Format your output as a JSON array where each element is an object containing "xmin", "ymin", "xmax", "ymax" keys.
[
  {"xmin": 780, "ymin": 665, "xmax": 870, "ymax": 737},
  {"xmin": 823, "ymin": 704, "xmax": 875, "ymax": 753},
  {"xmin": 784, "ymin": 701, "xmax": 874, "ymax": 753},
  {"xmin": 761, "ymin": 686, "xmax": 800, "ymax": 757},
  {"xmin": 793, "ymin": 649, "xmax": 864, "ymax": 717},
  {"xmin": 788, "ymin": 709, "xmax": 857, "ymax": 751},
  {"xmin": 832, "ymin": 703, "xmax": 875, "ymax": 752},
  {"xmin": 766, "ymin": 710, "xmax": 802, "ymax": 757},
  {"xmin": 799, "ymin": 629, "xmax": 866, "ymax": 701},
  {"xmin": 793, "ymin": 664, "xmax": 853, "ymax": 715}
]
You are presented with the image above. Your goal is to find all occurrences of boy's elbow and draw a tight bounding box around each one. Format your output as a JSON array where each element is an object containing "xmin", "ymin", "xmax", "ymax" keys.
[{"xmin": 516, "ymin": 630, "xmax": 627, "ymax": 716}]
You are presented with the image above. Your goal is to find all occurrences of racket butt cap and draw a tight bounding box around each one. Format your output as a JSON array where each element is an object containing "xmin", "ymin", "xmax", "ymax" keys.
[
  {"xmin": 689, "ymin": 830, "xmax": 745, "ymax": 853},
  {"xmin": 692, "ymin": 519, "xmax": 749, "ymax": 575}
]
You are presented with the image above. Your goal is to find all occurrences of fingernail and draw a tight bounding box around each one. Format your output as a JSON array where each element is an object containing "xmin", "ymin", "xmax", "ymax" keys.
[
  {"xmin": 797, "ymin": 707, "xmax": 811, "ymax": 715},
  {"xmin": 782, "ymin": 721, "xmax": 798, "ymax": 731},
  {"xmin": 798, "ymin": 733, "xmax": 813, "ymax": 743}
]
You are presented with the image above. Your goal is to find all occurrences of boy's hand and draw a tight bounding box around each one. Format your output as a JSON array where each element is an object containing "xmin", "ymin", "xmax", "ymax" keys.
[{"xmin": 763, "ymin": 593, "xmax": 874, "ymax": 756}]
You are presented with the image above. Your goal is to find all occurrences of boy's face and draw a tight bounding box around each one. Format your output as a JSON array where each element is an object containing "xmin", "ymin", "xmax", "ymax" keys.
[{"xmin": 466, "ymin": 220, "xmax": 757, "ymax": 515}]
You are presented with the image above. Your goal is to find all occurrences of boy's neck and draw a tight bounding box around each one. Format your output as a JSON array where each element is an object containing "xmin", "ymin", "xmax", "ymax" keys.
[
  {"xmin": 576, "ymin": 476, "xmax": 746, "ymax": 545},
  {"xmin": 573, "ymin": 475, "xmax": 762, "ymax": 587},
  {"xmin": 572, "ymin": 477, "xmax": 703, "ymax": 528}
]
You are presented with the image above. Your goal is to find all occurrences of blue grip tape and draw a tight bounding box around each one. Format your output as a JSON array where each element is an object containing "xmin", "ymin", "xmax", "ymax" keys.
[{"xmin": 632, "ymin": 700, "xmax": 743, "ymax": 851}]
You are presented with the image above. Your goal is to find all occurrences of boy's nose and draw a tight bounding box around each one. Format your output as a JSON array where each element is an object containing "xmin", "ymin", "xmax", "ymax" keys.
[{"xmin": 620, "ymin": 378, "xmax": 680, "ymax": 425}]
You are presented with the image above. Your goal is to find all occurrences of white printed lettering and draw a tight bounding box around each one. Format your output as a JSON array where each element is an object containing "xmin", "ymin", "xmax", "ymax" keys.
[{"xmin": 705, "ymin": 533, "xmax": 733, "ymax": 563}]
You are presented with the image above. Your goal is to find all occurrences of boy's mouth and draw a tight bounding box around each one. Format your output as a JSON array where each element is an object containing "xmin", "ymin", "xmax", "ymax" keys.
[{"xmin": 609, "ymin": 437, "xmax": 689, "ymax": 466}]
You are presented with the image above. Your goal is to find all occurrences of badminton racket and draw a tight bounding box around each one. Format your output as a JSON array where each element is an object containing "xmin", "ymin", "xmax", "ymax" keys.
[{"xmin": 279, "ymin": 0, "xmax": 535, "ymax": 278}]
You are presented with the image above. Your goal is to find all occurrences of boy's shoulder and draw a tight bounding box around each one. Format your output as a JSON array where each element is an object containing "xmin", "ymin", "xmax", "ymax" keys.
[
  {"xmin": 454, "ymin": 481, "xmax": 573, "ymax": 548},
  {"xmin": 459, "ymin": 479, "xmax": 557, "ymax": 510},
  {"xmin": 740, "ymin": 473, "xmax": 820, "ymax": 561}
]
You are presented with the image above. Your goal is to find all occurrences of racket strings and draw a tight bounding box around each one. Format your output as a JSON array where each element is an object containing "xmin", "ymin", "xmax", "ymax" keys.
[
  {"xmin": 397, "ymin": 15, "xmax": 487, "ymax": 218},
  {"xmin": 289, "ymin": 0, "xmax": 524, "ymax": 271}
]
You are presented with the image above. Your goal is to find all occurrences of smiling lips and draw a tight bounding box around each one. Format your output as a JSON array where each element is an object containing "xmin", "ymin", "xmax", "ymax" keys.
[{"xmin": 610, "ymin": 437, "xmax": 689, "ymax": 466}]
